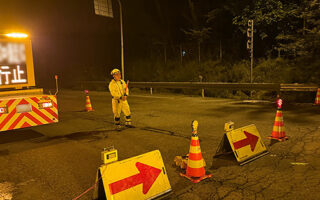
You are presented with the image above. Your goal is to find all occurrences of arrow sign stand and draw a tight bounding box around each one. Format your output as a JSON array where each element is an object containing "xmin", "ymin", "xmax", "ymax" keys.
[
  {"xmin": 214, "ymin": 124, "xmax": 268, "ymax": 165},
  {"xmin": 93, "ymin": 150, "xmax": 172, "ymax": 200}
]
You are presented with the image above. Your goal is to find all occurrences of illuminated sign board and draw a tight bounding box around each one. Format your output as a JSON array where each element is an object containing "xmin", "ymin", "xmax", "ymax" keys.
[
  {"xmin": 0, "ymin": 42, "xmax": 26, "ymax": 64},
  {"xmin": 0, "ymin": 65, "xmax": 27, "ymax": 85},
  {"xmin": 0, "ymin": 38, "xmax": 35, "ymax": 89}
]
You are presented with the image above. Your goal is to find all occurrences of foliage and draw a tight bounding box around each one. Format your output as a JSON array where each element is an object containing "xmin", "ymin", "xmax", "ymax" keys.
[
  {"xmin": 127, "ymin": 57, "xmax": 320, "ymax": 84},
  {"xmin": 232, "ymin": 0, "xmax": 320, "ymax": 57},
  {"xmin": 183, "ymin": 28, "xmax": 212, "ymax": 43}
]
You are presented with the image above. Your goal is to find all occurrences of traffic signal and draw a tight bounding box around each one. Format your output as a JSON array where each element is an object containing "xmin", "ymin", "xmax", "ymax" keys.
[{"xmin": 247, "ymin": 20, "xmax": 253, "ymax": 51}]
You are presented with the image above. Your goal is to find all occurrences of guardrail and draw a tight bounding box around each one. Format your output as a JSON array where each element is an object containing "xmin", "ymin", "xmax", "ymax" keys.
[
  {"xmin": 129, "ymin": 82, "xmax": 281, "ymax": 91},
  {"xmin": 78, "ymin": 81, "xmax": 318, "ymax": 92},
  {"xmin": 280, "ymin": 84, "xmax": 318, "ymax": 92}
]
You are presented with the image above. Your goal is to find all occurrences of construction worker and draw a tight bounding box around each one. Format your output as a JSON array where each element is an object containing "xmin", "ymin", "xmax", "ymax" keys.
[{"xmin": 109, "ymin": 69, "xmax": 132, "ymax": 129}]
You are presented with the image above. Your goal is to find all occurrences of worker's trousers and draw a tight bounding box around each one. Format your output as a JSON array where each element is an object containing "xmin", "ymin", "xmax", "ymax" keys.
[{"xmin": 112, "ymin": 99, "xmax": 131, "ymax": 125}]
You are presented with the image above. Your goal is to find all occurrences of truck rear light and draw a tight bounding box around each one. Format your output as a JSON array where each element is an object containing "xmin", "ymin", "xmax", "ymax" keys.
[
  {"xmin": 0, "ymin": 107, "xmax": 8, "ymax": 114},
  {"xmin": 39, "ymin": 101, "xmax": 53, "ymax": 109},
  {"xmin": 16, "ymin": 104, "xmax": 32, "ymax": 113}
]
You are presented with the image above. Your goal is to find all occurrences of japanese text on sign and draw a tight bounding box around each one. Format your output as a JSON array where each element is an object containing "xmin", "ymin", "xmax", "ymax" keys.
[
  {"xmin": 0, "ymin": 42, "xmax": 26, "ymax": 64},
  {"xmin": 0, "ymin": 65, "xmax": 27, "ymax": 85}
]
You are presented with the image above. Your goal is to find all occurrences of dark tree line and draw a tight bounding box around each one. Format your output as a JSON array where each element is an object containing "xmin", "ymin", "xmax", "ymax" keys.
[
  {"xmin": 133, "ymin": 0, "xmax": 319, "ymax": 61},
  {"xmin": 123, "ymin": 0, "xmax": 319, "ymax": 86}
]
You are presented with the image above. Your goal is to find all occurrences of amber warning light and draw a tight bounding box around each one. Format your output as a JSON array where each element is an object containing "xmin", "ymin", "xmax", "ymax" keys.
[{"xmin": 4, "ymin": 33, "xmax": 28, "ymax": 38}]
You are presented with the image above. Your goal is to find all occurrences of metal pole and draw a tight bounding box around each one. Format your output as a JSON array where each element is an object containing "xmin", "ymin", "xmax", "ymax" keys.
[
  {"xmin": 54, "ymin": 75, "xmax": 59, "ymax": 95},
  {"xmin": 250, "ymin": 21, "xmax": 254, "ymax": 83},
  {"xmin": 117, "ymin": 0, "xmax": 125, "ymax": 80},
  {"xmin": 199, "ymin": 75, "xmax": 204, "ymax": 98}
]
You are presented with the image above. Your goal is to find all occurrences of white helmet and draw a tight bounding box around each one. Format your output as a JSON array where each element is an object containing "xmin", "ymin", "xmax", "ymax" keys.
[{"xmin": 110, "ymin": 68, "xmax": 121, "ymax": 75}]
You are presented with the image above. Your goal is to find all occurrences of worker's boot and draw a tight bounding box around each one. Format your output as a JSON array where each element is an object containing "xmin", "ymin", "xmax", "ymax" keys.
[
  {"xmin": 125, "ymin": 121, "xmax": 134, "ymax": 128},
  {"xmin": 114, "ymin": 117, "xmax": 122, "ymax": 131},
  {"xmin": 115, "ymin": 124, "xmax": 122, "ymax": 131}
]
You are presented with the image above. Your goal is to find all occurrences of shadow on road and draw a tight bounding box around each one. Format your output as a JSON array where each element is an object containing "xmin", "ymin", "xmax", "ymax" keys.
[
  {"xmin": 0, "ymin": 129, "xmax": 44, "ymax": 145},
  {"xmin": 211, "ymin": 153, "xmax": 238, "ymax": 169},
  {"xmin": 0, "ymin": 128, "xmax": 114, "ymax": 146},
  {"xmin": 34, "ymin": 129, "xmax": 114, "ymax": 144},
  {"xmin": 268, "ymin": 139, "xmax": 281, "ymax": 147}
]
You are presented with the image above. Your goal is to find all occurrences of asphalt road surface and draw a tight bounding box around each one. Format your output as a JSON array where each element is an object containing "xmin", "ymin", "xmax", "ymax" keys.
[{"xmin": 0, "ymin": 90, "xmax": 320, "ymax": 200}]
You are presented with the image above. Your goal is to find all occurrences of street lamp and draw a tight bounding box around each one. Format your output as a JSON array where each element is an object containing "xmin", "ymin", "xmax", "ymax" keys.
[
  {"xmin": 94, "ymin": 0, "xmax": 125, "ymax": 79},
  {"xmin": 117, "ymin": 0, "xmax": 125, "ymax": 80}
]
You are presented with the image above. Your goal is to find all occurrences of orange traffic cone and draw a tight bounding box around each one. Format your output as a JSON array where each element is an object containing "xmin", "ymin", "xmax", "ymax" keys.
[
  {"xmin": 85, "ymin": 90, "xmax": 93, "ymax": 112},
  {"xmin": 314, "ymin": 88, "xmax": 320, "ymax": 105},
  {"xmin": 267, "ymin": 109, "xmax": 288, "ymax": 141},
  {"xmin": 180, "ymin": 120, "xmax": 212, "ymax": 183}
]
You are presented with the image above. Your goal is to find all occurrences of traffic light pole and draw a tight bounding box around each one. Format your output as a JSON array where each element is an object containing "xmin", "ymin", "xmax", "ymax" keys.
[
  {"xmin": 250, "ymin": 23, "xmax": 253, "ymax": 84},
  {"xmin": 247, "ymin": 20, "xmax": 254, "ymax": 83}
]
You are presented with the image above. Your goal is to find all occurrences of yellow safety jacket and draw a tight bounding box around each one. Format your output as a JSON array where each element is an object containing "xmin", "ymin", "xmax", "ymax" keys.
[{"xmin": 108, "ymin": 79, "xmax": 129, "ymax": 99}]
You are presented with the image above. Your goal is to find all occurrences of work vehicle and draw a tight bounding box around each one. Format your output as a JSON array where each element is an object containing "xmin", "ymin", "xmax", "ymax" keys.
[{"xmin": 0, "ymin": 32, "xmax": 58, "ymax": 132}]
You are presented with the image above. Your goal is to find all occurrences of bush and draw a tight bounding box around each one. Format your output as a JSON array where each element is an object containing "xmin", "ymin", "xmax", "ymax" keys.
[{"xmin": 70, "ymin": 57, "xmax": 319, "ymax": 101}]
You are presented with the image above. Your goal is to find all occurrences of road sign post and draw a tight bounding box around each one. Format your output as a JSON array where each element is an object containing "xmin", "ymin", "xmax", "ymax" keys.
[
  {"xmin": 93, "ymin": 150, "xmax": 172, "ymax": 200},
  {"xmin": 215, "ymin": 124, "xmax": 269, "ymax": 165}
]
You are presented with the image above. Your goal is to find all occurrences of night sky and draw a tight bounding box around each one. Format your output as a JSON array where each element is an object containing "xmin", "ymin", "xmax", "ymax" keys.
[
  {"xmin": 0, "ymin": 0, "xmax": 243, "ymax": 86},
  {"xmin": 0, "ymin": 0, "xmax": 174, "ymax": 86}
]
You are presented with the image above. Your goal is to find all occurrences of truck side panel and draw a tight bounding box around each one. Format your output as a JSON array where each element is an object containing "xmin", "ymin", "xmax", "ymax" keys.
[{"xmin": 0, "ymin": 95, "xmax": 58, "ymax": 131}]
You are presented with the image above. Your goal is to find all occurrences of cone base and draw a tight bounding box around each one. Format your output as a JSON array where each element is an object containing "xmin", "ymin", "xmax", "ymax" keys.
[
  {"xmin": 180, "ymin": 172, "xmax": 212, "ymax": 183},
  {"xmin": 85, "ymin": 109, "xmax": 94, "ymax": 112},
  {"xmin": 267, "ymin": 136, "xmax": 288, "ymax": 142}
]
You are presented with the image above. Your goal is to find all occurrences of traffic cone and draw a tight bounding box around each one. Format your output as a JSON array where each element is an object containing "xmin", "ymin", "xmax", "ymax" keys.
[
  {"xmin": 314, "ymin": 88, "xmax": 320, "ymax": 105},
  {"xmin": 180, "ymin": 120, "xmax": 212, "ymax": 183},
  {"xmin": 267, "ymin": 109, "xmax": 288, "ymax": 141},
  {"xmin": 85, "ymin": 90, "xmax": 94, "ymax": 112}
]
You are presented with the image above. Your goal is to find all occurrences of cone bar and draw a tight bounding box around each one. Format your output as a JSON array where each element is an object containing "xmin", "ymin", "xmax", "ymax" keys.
[{"xmin": 180, "ymin": 120, "xmax": 212, "ymax": 183}]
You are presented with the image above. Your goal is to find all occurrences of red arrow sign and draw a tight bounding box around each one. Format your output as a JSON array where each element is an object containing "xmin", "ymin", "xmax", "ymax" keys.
[
  {"xmin": 109, "ymin": 162, "xmax": 162, "ymax": 195},
  {"xmin": 233, "ymin": 131, "xmax": 259, "ymax": 152}
]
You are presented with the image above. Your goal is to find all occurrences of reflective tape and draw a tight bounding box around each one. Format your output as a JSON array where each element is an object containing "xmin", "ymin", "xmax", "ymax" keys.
[
  {"xmin": 189, "ymin": 146, "xmax": 201, "ymax": 154},
  {"xmin": 187, "ymin": 159, "xmax": 204, "ymax": 168},
  {"xmin": 0, "ymin": 95, "xmax": 58, "ymax": 131}
]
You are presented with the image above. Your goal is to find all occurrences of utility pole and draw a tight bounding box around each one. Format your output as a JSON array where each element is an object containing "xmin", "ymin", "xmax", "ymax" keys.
[{"xmin": 247, "ymin": 20, "xmax": 254, "ymax": 83}]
